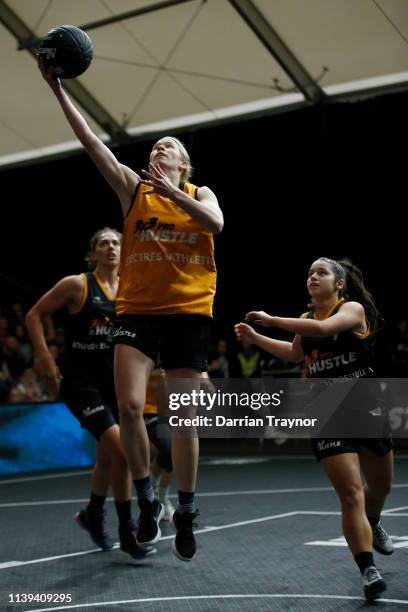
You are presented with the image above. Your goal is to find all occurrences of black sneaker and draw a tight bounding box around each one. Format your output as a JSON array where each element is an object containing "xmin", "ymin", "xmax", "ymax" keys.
[
  {"xmin": 172, "ymin": 509, "xmax": 199, "ymax": 561},
  {"xmin": 135, "ymin": 498, "xmax": 164, "ymax": 546},
  {"xmin": 74, "ymin": 508, "xmax": 113, "ymax": 550},
  {"xmin": 119, "ymin": 520, "xmax": 157, "ymax": 559},
  {"xmin": 362, "ymin": 565, "xmax": 387, "ymax": 601}
]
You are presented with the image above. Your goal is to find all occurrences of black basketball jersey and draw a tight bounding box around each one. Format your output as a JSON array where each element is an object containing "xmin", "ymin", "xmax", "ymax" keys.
[
  {"xmin": 301, "ymin": 299, "xmax": 373, "ymax": 380},
  {"xmin": 63, "ymin": 272, "xmax": 116, "ymax": 380}
]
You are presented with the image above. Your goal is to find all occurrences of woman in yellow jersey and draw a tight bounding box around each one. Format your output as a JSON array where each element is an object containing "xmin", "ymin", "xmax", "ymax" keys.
[
  {"xmin": 26, "ymin": 229, "xmax": 154, "ymax": 560},
  {"xmin": 38, "ymin": 57, "xmax": 223, "ymax": 562},
  {"xmin": 235, "ymin": 258, "xmax": 394, "ymax": 601}
]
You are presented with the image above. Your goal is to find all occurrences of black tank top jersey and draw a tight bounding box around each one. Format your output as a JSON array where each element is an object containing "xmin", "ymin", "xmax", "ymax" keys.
[
  {"xmin": 301, "ymin": 300, "xmax": 373, "ymax": 380},
  {"xmin": 63, "ymin": 272, "xmax": 115, "ymax": 380}
]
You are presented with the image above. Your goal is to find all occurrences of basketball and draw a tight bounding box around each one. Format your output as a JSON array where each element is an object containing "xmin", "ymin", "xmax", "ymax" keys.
[{"xmin": 39, "ymin": 25, "xmax": 93, "ymax": 79}]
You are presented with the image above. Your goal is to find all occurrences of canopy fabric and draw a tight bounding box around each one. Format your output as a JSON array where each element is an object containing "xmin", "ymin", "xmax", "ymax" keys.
[{"xmin": 1, "ymin": 0, "xmax": 407, "ymax": 168}]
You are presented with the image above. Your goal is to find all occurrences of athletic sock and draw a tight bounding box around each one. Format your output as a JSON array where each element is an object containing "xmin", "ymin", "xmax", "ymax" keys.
[
  {"xmin": 355, "ymin": 551, "xmax": 375, "ymax": 574},
  {"xmin": 367, "ymin": 515, "xmax": 380, "ymax": 527},
  {"xmin": 133, "ymin": 476, "xmax": 155, "ymax": 503},
  {"xmin": 114, "ymin": 499, "xmax": 132, "ymax": 528},
  {"xmin": 176, "ymin": 490, "xmax": 195, "ymax": 514},
  {"xmin": 87, "ymin": 492, "xmax": 106, "ymax": 514}
]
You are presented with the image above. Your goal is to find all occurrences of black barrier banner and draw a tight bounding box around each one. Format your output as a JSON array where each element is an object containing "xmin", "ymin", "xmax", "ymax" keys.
[{"xmin": 155, "ymin": 378, "xmax": 408, "ymax": 439}]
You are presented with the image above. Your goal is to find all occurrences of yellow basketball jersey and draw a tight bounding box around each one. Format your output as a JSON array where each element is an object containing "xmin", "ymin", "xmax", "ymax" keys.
[{"xmin": 116, "ymin": 182, "xmax": 216, "ymax": 316}]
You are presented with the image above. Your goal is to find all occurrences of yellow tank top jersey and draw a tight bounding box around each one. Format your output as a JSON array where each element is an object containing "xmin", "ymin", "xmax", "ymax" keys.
[{"xmin": 116, "ymin": 182, "xmax": 216, "ymax": 316}]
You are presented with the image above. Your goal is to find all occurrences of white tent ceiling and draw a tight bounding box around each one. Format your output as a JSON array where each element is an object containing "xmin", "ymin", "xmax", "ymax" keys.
[{"xmin": 1, "ymin": 0, "xmax": 407, "ymax": 169}]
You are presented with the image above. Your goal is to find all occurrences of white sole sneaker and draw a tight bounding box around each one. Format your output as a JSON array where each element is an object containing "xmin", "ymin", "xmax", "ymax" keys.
[
  {"xmin": 136, "ymin": 501, "xmax": 165, "ymax": 547},
  {"xmin": 372, "ymin": 521, "xmax": 394, "ymax": 555},
  {"xmin": 362, "ymin": 566, "xmax": 387, "ymax": 601}
]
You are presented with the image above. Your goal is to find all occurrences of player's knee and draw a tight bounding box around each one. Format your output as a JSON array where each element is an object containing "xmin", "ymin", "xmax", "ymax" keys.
[
  {"xmin": 118, "ymin": 397, "xmax": 144, "ymax": 421},
  {"xmin": 338, "ymin": 482, "xmax": 364, "ymax": 511}
]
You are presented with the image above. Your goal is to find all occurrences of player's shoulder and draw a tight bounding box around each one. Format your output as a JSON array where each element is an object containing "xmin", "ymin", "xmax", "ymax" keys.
[
  {"xmin": 55, "ymin": 273, "xmax": 86, "ymax": 295},
  {"xmin": 339, "ymin": 300, "xmax": 364, "ymax": 314}
]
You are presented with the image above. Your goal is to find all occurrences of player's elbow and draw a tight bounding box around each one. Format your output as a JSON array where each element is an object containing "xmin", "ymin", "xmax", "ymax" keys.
[
  {"xmin": 211, "ymin": 211, "xmax": 224, "ymax": 234},
  {"xmin": 25, "ymin": 306, "xmax": 42, "ymax": 327},
  {"xmin": 25, "ymin": 309, "xmax": 35, "ymax": 329},
  {"xmin": 212, "ymin": 218, "xmax": 224, "ymax": 234}
]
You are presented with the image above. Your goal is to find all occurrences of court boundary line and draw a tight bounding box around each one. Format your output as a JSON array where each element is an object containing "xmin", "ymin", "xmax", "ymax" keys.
[
  {"xmin": 1, "ymin": 454, "xmax": 407, "ymax": 484},
  {"xmin": 1, "ymin": 484, "xmax": 408, "ymax": 509},
  {"xmin": 24, "ymin": 592, "xmax": 408, "ymax": 612},
  {"xmin": 1, "ymin": 509, "xmax": 406, "ymax": 571},
  {"xmin": 0, "ymin": 471, "xmax": 92, "ymax": 485}
]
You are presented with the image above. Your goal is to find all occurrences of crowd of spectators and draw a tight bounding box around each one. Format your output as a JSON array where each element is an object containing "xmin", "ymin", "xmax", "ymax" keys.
[
  {"xmin": 0, "ymin": 302, "xmax": 407, "ymax": 405},
  {"xmin": 0, "ymin": 302, "xmax": 66, "ymax": 404}
]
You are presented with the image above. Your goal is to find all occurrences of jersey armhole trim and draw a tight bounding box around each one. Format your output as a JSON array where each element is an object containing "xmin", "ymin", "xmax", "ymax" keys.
[
  {"xmin": 125, "ymin": 181, "xmax": 142, "ymax": 219},
  {"xmin": 70, "ymin": 273, "xmax": 88, "ymax": 315}
]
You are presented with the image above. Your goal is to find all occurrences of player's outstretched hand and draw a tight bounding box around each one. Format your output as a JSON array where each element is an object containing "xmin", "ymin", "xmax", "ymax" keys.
[
  {"xmin": 141, "ymin": 163, "xmax": 178, "ymax": 199},
  {"xmin": 245, "ymin": 311, "xmax": 274, "ymax": 327},
  {"xmin": 234, "ymin": 322, "xmax": 258, "ymax": 344}
]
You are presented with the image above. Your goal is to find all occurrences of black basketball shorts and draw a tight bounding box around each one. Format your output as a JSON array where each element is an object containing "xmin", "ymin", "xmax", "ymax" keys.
[
  {"xmin": 113, "ymin": 314, "xmax": 210, "ymax": 372},
  {"xmin": 60, "ymin": 375, "xmax": 118, "ymax": 440}
]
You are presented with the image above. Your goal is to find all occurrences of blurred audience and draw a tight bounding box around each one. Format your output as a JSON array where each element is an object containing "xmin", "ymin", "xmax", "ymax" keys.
[
  {"xmin": 0, "ymin": 335, "xmax": 27, "ymax": 379},
  {"xmin": 0, "ymin": 302, "xmax": 65, "ymax": 403},
  {"xmin": 16, "ymin": 368, "xmax": 44, "ymax": 402},
  {"xmin": 6, "ymin": 385, "xmax": 24, "ymax": 403},
  {"xmin": 233, "ymin": 338, "xmax": 262, "ymax": 378},
  {"xmin": 0, "ymin": 359, "xmax": 12, "ymax": 402},
  {"xmin": 0, "ymin": 304, "xmax": 407, "ymax": 403},
  {"xmin": 208, "ymin": 338, "xmax": 230, "ymax": 378}
]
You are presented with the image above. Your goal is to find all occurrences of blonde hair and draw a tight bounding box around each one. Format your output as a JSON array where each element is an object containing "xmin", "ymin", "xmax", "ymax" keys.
[{"xmin": 151, "ymin": 137, "xmax": 193, "ymax": 183}]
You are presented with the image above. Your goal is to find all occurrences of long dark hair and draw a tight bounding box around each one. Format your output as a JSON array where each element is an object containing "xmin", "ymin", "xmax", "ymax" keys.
[
  {"xmin": 85, "ymin": 227, "xmax": 122, "ymax": 270},
  {"xmin": 314, "ymin": 257, "xmax": 384, "ymax": 334}
]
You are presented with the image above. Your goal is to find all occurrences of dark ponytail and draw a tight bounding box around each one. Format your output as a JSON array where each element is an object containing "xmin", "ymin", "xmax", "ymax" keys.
[{"xmin": 337, "ymin": 258, "xmax": 383, "ymax": 334}]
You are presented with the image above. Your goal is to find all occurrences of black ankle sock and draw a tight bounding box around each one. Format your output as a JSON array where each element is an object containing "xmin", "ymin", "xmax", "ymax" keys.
[
  {"xmin": 367, "ymin": 515, "xmax": 380, "ymax": 527},
  {"xmin": 355, "ymin": 551, "xmax": 375, "ymax": 574},
  {"xmin": 177, "ymin": 490, "xmax": 195, "ymax": 514},
  {"xmin": 87, "ymin": 492, "xmax": 106, "ymax": 514},
  {"xmin": 115, "ymin": 500, "xmax": 132, "ymax": 527},
  {"xmin": 133, "ymin": 476, "xmax": 154, "ymax": 503}
]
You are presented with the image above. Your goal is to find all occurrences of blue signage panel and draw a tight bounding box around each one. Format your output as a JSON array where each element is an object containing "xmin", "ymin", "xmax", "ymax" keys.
[{"xmin": 0, "ymin": 402, "xmax": 95, "ymax": 475}]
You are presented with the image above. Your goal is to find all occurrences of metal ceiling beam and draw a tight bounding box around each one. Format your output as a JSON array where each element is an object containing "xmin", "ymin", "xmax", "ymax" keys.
[
  {"xmin": 327, "ymin": 80, "xmax": 408, "ymax": 103},
  {"xmin": 0, "ymin": 0, "xmax": 130, "ymax": 143},
  {"xmin": 228, "ymin": 0, "xmax": 326, "ymax": 104},
  {"xmin": 79, "ymin": 0, "xmax": 197, "ymax": 32},
  {"xmin": 16, "ymin": 0, "xmax": 197, "ymax": 49},
  {"xmin": 0, "ymin": 96, "xmax": 307, "ymax": 171}
]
